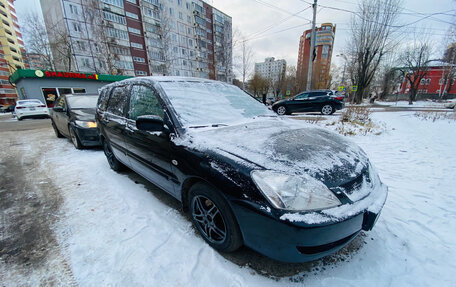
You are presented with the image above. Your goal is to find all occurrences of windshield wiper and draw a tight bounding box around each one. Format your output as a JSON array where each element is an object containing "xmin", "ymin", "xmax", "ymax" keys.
[{"xmin": 188, "ymin": 124, "xmax": 228, "ymax": 129}]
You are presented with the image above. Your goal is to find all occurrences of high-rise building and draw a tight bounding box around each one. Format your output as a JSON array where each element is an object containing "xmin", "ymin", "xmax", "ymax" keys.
[
  {"xmin": 254, "ymin": 57, "xmax": 286, "ymax": 84},
  {"xmin": 0, "ymin": 0, "xmax": 27, "ymax": 105},
  {"xmin": 296, "ymin": 23, "xmax": 335, "ymax": 90},
  {"xmin": 39, "ymin": 0, "xmax": 233, "ymax": 82}
]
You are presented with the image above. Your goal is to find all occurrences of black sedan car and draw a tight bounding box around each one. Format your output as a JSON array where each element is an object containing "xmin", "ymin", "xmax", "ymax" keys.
[
  {"xmin": 96, "ymin": 77, "xmax": 387, "ymax": 263},
  {"xmin": 272, "ymin": 90, "xmax": 345, "ymax": 115},
  {"xmin": 50, "ymin": 94, "xmax": 101, "ymax": 149}
]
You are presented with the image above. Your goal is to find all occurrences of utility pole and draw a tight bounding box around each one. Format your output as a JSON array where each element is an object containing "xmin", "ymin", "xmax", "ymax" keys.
[{"xmin": 306, "ymin": 0, "xmax": 317, "ymax": 91}]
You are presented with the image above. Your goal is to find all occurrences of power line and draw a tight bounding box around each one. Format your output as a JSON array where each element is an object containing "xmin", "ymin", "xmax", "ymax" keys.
[
  {"xmin": 250, "ymin": 0, "xmax": 312, "ymax": 22},
  {"xmin": 246, "ymin": 23, "xmax": 311, "ymax": 42},
  {"xmin": 299, "ymin": 0, "xmax": 455, "ymax": 29},
  {"xmin": 245, "ymin": 6, "xmax": 312, "ymax": 39}
]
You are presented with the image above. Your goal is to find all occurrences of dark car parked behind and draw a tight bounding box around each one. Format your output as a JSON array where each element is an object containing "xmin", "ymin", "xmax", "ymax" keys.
[
  {"xmin": 272, "ymin": 90, "xmax": 345, "ymax": 115},
  {"xmin": 50, "ymin": 94, "xmax": 101, "ymax": 149}
]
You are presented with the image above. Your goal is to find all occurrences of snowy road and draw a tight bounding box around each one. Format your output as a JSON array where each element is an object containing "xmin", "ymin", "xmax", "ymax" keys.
[{"xmin": 1, "ymin": 111, "xmax": 455, "ymax": 286}]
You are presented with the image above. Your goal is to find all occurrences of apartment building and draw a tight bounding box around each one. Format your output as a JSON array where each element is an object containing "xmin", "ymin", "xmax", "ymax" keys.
[
  {"xmin": 40, "ymin": 0, "xmax": 232, "ymax": 81},
  {"xmin": 296, "ymin": 23, "xmax": 336, "ymax": 90},
  {"xmin": 0, "ymin": 0, "xmax": 27, "ymax": 105},
  {"xmin": 254, "ymin": 57, "xmax": 286, "ymax": 84}
]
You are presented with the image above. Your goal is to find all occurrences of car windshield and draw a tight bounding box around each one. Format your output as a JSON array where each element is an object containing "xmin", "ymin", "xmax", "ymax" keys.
[
  {"xmin": 67, "ymin": 95, "xmax": 98, "ymax": 109},
  {"xmin": 159, "ymin": 81, "xmax": 274, "ymax": 127}
]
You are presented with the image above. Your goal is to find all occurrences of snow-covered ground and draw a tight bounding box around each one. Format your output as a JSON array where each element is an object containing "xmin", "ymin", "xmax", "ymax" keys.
[
  {"xmin": 374, "ymin": 100, "xmax": 446, "ymax": 108},
  {"xmin": 4, "ymin": 111, "xmax": 456, "ymax": 286}
]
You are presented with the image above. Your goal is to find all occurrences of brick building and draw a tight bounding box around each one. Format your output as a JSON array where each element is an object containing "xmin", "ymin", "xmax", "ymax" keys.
[
  {"xmin": 398, "ymin": 62, "xmax": 456, "ymax": 97},
  {"xmin": 296, "ymin": 23, "xmax": 335, "ymax": 91}
]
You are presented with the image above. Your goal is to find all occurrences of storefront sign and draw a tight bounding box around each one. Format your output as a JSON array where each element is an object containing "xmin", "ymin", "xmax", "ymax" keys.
[{"xmin": 36, "ymin": 70, "xmax": 99, "ymax": 80}]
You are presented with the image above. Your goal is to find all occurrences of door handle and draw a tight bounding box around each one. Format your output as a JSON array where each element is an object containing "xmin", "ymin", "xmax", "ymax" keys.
[{"xmin": 125, "ymin": 125, "xmax": 135, "ymax": 132}]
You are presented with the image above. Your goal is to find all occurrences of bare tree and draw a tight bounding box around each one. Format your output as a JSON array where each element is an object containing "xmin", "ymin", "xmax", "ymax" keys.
[
  {"xmin": 281, "ymin": 65, "xmax": 299, "ymax": 98},
  {"xmin": 159, "ymin": 10, "xmax": 174, "ymax": 76},
  {"xmin": 214, "ymin": 21, "xmax": 233, "ymax": 82},
  {"xmin": 46, "ymin": 19, "xmax": 75, "ymax": 71},
  {"xmin": 439, "ymin": 22, "xmax": 456, "ymax": 98},
  {"xmin": 20, "ymin": 12, "xmax": 54, "ymax": 70},
  {"xmin": 347, "ymin": 0, "xmax": 402, "ymax": 103},
  {"xmin": 249, "ymin": 73, "xmax": 269, "ymax": 100},
  {"xmin": 84, "ymin": 0, "xmax": 124, "ymax": 75},
  {"xmin": 238, "ymin": 40, "xmax": 254, "ymax": 89},
  {"xmin": 397, "ymin": 37, "xmax": 432, "ymax": 104}
]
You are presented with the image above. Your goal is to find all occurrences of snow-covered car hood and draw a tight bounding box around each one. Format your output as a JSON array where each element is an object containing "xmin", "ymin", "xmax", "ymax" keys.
[{"xmin": 175, "ymin": 117, "xmax": 369, "ymax": 187}]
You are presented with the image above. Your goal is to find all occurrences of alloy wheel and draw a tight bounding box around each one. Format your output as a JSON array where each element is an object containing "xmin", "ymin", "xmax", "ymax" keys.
[
  {"xmin": 321, "ymin": 105, "xmax": 333, "ymax": 115},
  {"xmin": 191, "ymin": 195, "xmax": 227, "ymax": 244},
  {"xmin": 69, "ymin": 127, "xmax": 81, "ymax": 149},
  {"xmin": 277, "ymin": 106, "xmax": 287, "ymax": 115}
]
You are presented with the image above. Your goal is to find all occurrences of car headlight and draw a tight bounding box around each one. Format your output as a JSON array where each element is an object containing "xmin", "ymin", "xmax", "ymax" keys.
[
  {"xmin": 251, "ymin": 170, "xmax": 341, "ymax": 211},
  {"xmin": 75, "ymin": 120, "xmax": 97, "ymax": 128}
]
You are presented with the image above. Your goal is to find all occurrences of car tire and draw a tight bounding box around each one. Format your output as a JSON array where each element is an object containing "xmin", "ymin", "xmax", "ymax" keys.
[
  {"xmin": 17, "ymin": 116, "xmax": 22, "ymax": 121},
  {"xmin": 321, "ymin": 104, "xmax": 334, "ymax": 115},
  {"xmin": 69, "ymin": 126, "xmax": 83, "ymax": 149},
  {"xmin": 188, "ymin": 183, "xmax": 243, "ymax": 253},
  {"xmin": 103, "ymin": 139, "xmax": 124, "ymax": 172},
  {"xmin": 52, "ymin": 121, "xmax": 64, "ymax": 138},
  {"xmin": 276, "ymin": 105, "xmax": 288, "ymax": 116}
]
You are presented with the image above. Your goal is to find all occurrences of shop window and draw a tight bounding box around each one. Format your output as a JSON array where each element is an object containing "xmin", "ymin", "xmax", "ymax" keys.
[
  {"xmin": 42, "ymin": 88, "xmax": 58, "ymax": 107},
  {"xmin": 73, "ymin": 88, "xmax": 86, "ymax": 94}
]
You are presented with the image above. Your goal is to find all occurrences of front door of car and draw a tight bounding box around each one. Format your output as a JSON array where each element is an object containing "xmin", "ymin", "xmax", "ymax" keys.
[
  {"xmin": 53, "ymin": 96, "xmax": 70, "ymax": 136},
  {"xmin": 123, "ymin": 84, "xmax": 178, "ymax": 198},
  {"xmin": 102, "ymin": 86, "xmax": 130, "ymax": 165},
  {"xmin": 291, "ymin": 93, "xmax": 312, "ymax": 112}
]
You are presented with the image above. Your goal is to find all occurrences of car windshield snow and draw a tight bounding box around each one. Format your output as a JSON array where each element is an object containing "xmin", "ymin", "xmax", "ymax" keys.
[
  {"xmin": 159, "ymin": 81, "xmax": 274, "ymax": 127},
  {"xmin": 67, "ymin": 96, "xmax": 98, "ymax": 109}
]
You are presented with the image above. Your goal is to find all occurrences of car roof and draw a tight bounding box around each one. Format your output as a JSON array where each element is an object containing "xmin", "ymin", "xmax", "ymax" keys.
[
  {"xmin": 66, "ymin": 94, "xmax": 98, "ymax": 97},
  {"xmin": 100, "ymin": 76, "xmax": 226, "ymax": 92}
]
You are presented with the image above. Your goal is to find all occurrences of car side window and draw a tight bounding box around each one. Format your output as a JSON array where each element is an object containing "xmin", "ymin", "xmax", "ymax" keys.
[
  {"xmin": 97, "ymin": 89, "xmax": 110, "ymax": 111},
  {"xmin": 55, "ymin": 97, "xmax": 67, "ymax": 110},
  {"xmin": 295, "ymin": 93, "xmax": 308, "ymax": 100},
  {"xmin": 107, "ymin": 87, "xmax": 128, "ymax": 117},
  {"xmin": 128, "ymin": 85, "xmax": 164, "ymax": 121}
]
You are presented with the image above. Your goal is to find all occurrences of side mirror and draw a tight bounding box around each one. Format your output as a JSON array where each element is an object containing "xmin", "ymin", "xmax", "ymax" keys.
[
  {"xmin": 53, "ymin": 106, "xmax": 64, "ymax": 113},
  {"xmin": 136, "ymin": 115, "xmax": 164, "ymax": 132}
]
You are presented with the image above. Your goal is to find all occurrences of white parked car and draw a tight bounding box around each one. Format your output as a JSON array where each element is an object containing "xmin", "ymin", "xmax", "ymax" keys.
[
  {"xmin": 445, "ymin": 98, "xmax": 456, "ymax": 109},
  {"xmin": 14, "ymin": 99, "xmax": 49, "ymax": 121}
]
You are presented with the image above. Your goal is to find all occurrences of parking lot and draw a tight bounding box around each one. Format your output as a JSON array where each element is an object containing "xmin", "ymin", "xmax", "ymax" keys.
[{"xmin": 1, "ymin": 110, "xmax": 455, "ymax": 286}]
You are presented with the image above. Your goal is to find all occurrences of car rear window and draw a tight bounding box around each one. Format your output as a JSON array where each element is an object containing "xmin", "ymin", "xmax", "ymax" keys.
[{"xmin": 17, "ymin": 100, "xmax": 42, "ymax": 106}]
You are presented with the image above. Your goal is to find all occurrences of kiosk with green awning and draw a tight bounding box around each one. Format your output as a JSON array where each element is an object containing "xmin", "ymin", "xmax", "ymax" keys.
[{"xmin": 10, "ymin": 69, "xmax": 132, "ymax": 107}]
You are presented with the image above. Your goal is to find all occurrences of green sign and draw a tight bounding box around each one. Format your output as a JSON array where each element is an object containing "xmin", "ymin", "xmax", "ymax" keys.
[
  {"xmin": 338, "ymin": 86, "xmax": 344, "ymax": 92},
  {"xmin": 352, "ymin": 85, "xmax": 358, "ymax": 92}
]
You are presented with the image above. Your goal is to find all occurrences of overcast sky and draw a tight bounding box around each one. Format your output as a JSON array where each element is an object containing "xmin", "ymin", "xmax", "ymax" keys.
[{"xmin": 15, "ymin": 0, "xmax": 456, "ymax": 71}]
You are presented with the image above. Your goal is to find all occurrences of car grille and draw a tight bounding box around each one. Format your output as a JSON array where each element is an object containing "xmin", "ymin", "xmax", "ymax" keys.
[{"xmin": 330, "ymin": 168, "xmax": 372, "ymax": 202}]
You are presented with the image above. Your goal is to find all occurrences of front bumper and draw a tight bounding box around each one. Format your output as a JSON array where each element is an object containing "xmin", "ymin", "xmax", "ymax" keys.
[
  {"xmin": 231, "ymin": 202, "xmax": 381, "ymax": 263},
  {"xmin": 74, "ymin": 126, "xmax": 101, "ymax": 146}
]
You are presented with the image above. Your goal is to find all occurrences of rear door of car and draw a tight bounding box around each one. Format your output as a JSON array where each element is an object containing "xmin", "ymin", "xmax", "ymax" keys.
[
  {"xmin": 123, "ymin": 84, "xmax": 178, "ymax": 197},
  {"xmin": 53, "ymin": 96, "xmax": 70, "ymax": 136},
  {"xmin": 310, "ymin": 91, "xmax": 330, "ymax": 110},
  {"xmin": 101, "ymin": 86, "xmax": 130, "ymax": 165}
]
